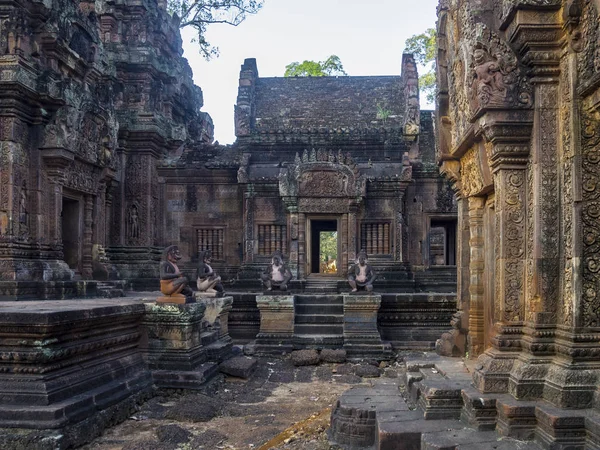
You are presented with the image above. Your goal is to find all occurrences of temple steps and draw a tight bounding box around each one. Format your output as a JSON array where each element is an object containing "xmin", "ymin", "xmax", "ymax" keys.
[
  {"xmin": 303, "ymin": 277, "xmax": 342, "ymax": 293},
  {"xmin": 294, "ymin": 294, "xmax": 344, "ymax": 348},
  {"xmin": 330, "ymin": 353, "xmax": 600, "ymax": 449}
]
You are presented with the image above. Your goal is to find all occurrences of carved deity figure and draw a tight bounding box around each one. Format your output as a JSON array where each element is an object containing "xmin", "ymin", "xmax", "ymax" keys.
[
  {"xmin": 159, "ymin": 245, "xmax": 193, "ymax": 298},
  {"xmin": 261, "ymin": 250, "xmax": 292, "ymax": 291},
  {"xmin": 348, "ymin": 250, "xmax": 377, "ymax": 293},
  {"xmin": 128, "ymin": 204, "xmax": 140, "ymax": 239},
  {"xmin": 471, "ymin": 48, "xmax": 507, "ymax": 109},
  {"xmin": 196, "ymin": 249, "xmax": 224, "ymax": 297}
]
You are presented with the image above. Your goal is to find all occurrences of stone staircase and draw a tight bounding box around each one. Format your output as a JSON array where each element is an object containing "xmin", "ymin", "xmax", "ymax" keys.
[
  {"xmin": 304, "ymin": 277, "xmax": 343, "ymax": 293},
  {"xmin": 330, "ymin": 352, "xmax": 600, "ymax": 449},
  {"xmin": 96, "ymin": 280, "xmax": 127, "ymax": 298},
  {"xmin": 294, "ymin": 294, "xmax": 344, "ymax": 348}
]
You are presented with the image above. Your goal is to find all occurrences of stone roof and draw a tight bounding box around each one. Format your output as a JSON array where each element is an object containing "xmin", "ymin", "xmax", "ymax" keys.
[{"xmin": 252, "ymin": 75, "xmax": 405, "ymax": 132}]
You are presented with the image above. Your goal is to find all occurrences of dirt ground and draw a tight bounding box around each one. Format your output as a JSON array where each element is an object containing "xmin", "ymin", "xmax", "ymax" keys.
[{"xmin": 81, "ymin": 355, "xmax": 405, "ymax": 450}]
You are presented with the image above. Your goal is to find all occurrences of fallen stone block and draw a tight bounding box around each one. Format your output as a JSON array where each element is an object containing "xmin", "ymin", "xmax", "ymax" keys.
[
  {"xmin": 320, "ymin": 348, "xmax": 347, "ymax": 363},
  {"xmin": 219, "ymin": 356, "xmax": 257, "ymax": 379},
  {"xmin": 291, "ymin": 349, "xmax": 320, "ymax": 366}
]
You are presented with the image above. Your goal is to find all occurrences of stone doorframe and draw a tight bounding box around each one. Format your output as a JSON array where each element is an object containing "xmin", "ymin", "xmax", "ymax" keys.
[{"xmin": 278, "ymin": 155, "xmax": 366, "ymax": 280}]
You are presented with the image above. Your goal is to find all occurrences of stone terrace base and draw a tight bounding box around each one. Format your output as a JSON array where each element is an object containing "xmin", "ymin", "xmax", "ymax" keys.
[
  {"xmin": 140, "ymin": 297, "xmax": 233, "ymax": 389},
  {"xmin": 253, "ymin": 295, "xmax": 295, "ymax": 354},
  {"xmin": 0, "ymin": 299, "xmax": 154, "ymax": 449},
  {"xmin": 329, "ymin": 352, "xmax": 600, "ymax": 450}
]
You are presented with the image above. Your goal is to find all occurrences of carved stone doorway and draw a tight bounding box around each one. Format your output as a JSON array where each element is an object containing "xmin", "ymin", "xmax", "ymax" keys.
[
  {"xmin": 307, "ymin": 217, "xmax": 340, "ymax": 276},
  {"xmin": 62, "ymin": 196, "xmax": 82, "ymax": 274}
]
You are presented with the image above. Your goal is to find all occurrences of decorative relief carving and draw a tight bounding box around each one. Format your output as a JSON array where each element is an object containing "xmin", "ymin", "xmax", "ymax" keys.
[
  {"xmin": 64, "ymin": 160, "xmax": 98, "ymax": 194},
  {"xmin": 461, "ymin": 147, "xmax": 484, "ymax": 197},
  {"xmin": 500, "ymin": 169, "xmax": 526, "ymax": 322},
  {"xmin": 560, "ymin": 56, "xmax": 574, "ymax": 327},
  {"xmin": 581, "ymin": 108, "xmax": 600, "ymax": 328},
  {"xmin": 298, "ymin": 198, "xmax": 349, "ymax": 214},
  {"xmin": 539, "ymin": 85, "xmax": 559, "ymax": 321},
  {"xmin": 468, "ymin": 24, "xmax": 532, "ymax": 115},
  {"xmin": 578, "ymin": 0, "xmax": 600, "ymax": 83}
]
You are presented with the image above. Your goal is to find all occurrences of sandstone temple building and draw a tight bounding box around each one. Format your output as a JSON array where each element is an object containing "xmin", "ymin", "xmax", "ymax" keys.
[
  {"xmin": 435, "ymin": 0, "xmax": 600, "ymax": 410},
  {"xmin": 0, "ymin": 0, "xmax": 458, "ymax": 328}
]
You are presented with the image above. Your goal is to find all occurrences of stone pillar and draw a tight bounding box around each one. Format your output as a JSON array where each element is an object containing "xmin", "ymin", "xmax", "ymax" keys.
[
  {"xmin": 82, "ymin": 195, "xmax": 93, "ymax": 279},
  {"xmin": 342, "ymin": 294, "xmax": 390, "ymax": 358},
  {"xmin": 467, "ymin": 196, "xmax": 485, "ymax": 358},
  {"xmin": 347, "ymin": 206, "xmax": 358, "ymax": 263},
  {"xmin": 472, "ymin": 117, "xmax": 532, "ymax": 394},
  {"xmin": 254, "ymin": 295, "xmax": 295, "ymax": 354},
  {"xmin": 298, "ymin": 213, "xmax": 306, "ymax": 279},
  {"xmin": 243, "ymin": 188, "xmax": 255, "ymax": 264},
  {"xmin": 456, "ymin": 195, "xmax": 471, "ymax": 320},
  {"xmin": 341, "ymin": 213, "xmax": 348, "ymax": 274}
]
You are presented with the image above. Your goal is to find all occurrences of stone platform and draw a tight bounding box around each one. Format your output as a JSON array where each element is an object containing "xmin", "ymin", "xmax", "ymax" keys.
[
  {"xmin": 0, "ymin": 294, "xmax": 234, "ymax": 449},
  {"xmin": 329, "ymin": 352, "xmax": 600, "ymax": 449}
]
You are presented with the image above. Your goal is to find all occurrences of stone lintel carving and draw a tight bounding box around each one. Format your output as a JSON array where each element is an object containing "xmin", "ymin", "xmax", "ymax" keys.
[
  {"xmin": 278, "ymin": 150, "xmax": 367, "ymax": 201},
  {"xmin": 498, "ymin": 0, "xmax": 563, "ymax": 31}
]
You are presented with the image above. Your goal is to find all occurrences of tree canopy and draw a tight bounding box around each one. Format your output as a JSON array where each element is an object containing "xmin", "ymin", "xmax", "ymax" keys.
[
  {"xmin": 169, "ymin": 0, "xmax": 263, "ymax": 59},
  {"xmin": 404, "ymin": 28, "xmax": 436, "ymax": 104},
  {"xmin": 284, "ymin": 55, "xmax": 348, "ymax": 77}
]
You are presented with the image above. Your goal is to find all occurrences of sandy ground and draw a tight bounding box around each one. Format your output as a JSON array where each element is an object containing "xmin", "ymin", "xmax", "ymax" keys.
[{"xmin": 81, "ymin": 356, "xmax": 404, "ymax": 450}]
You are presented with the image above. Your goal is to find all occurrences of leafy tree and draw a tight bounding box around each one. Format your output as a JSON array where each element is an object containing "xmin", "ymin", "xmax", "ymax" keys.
[
  {"xmin": 320, "ymin": 232, "xmax": 338, "ymax": 262},
  {"xmin": 284, "ymin": 55, "xmax": 348, "ymax": 77},
  {"xmin": 404, "ymin": 28, "xmax": 436, "ymax": 104},
  {"xmin": 169, "ymin": 0, "xmax": 263, "ymax": 59}
]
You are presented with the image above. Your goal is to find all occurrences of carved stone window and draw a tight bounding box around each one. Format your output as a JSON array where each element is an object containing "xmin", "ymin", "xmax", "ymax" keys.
[
  {"xmin": 361, "ymin": 222, "xmax": 391, "ymax": 255},
  {"xmin": 258, "ymin": 224, "xmax": 287, "ymax": 256},
  {"xmin": 197, "ymin": 228, "xmax": 224, "ymax": 260}
]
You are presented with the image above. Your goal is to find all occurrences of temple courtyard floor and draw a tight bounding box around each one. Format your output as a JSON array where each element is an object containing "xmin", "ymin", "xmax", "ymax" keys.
[{"xmin": 81, "ymin": 355, "xmax": 398, "ymax": 450}]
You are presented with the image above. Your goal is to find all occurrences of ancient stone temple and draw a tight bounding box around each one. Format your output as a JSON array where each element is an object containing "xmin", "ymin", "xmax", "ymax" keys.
[
  {"xmin": 159, "ymin": 56, "xmax": 459, "ymax": 348},
  {"xmin": 0, "ymin": 0, "xmax": 213, "ymax": 299},
  {"xmin": 436, "ymin": 0, "xmax": 600, "ymax": 411}
]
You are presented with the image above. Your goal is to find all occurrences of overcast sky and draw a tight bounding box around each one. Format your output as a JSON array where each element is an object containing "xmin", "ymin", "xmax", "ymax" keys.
[{"xmin": 181, "ymin": 0, "xmax": 438, "ymax": 144}]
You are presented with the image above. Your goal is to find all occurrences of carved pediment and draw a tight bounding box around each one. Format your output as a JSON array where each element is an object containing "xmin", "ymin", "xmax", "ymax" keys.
[{"xmin": 278, "ymin": 149, "xmax": 366, "ymax": 199}]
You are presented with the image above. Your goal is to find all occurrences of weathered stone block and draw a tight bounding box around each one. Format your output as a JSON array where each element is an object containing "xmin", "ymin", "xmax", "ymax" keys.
[
  {"xmin": 219, "ymin": 356, "xmax": 257, "ymax": 378},
  {"xmin": 291, "ymin": 349, "xmax": 320, "ymax": 366},
  {"xmin": 320, "ymin": 348, "xmax": 347, "ymax": 363}
]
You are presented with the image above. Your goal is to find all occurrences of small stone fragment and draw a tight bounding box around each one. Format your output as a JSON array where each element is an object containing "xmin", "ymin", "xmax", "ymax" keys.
[
  {"xmin": 291, "ymin": 349, "xmax": 320, "ymax": 366},
  {"xmin": 354, "ymin": 364, "xmax": 381, "ymax": 378}
]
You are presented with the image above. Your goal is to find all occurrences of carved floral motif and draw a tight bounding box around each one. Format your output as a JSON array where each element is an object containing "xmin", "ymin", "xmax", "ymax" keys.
[{"xmin": 581, "ymin": 108, "xmax": 600, "ymax": 328}]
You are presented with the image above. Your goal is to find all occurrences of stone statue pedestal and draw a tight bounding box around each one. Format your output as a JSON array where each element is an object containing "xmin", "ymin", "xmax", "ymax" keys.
[
  {"xmin": 156, "ymin": 293, "xmax": 195, "ymax": 304},
  {"xmin": 197, "ymin": 295, "xmax": 234, "ymax": 361},
  {"xmin": 342, "ymin": 294, "xmax": 391, "ymax": 358},
  {"xmin": 140, "ymin": 300, "xmax": 232, "ymax": 389},
  {"xmin": 254, "ymin": 295, "xmax": 295, "ymax": 354}
]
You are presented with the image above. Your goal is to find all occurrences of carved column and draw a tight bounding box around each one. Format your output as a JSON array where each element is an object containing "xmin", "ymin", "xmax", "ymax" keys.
[
  {"xmin": 298, "ymin": 213, "xmax": 306, "ymax": 279},
  {"xmin": 467, "ymin": 196, "xmax": 485, "ymax": 358},
  {"xmin": 341, "ymin": 213, "xmax": 348, "ymax": 274},
  {"xmin": 347, "ymin": 205, "xmax": 358, "ymax": 263},
  {"xmin": 243, "ymin": 188, "xmax": 255, "ymax": 264},
  {"xmin": 472, "ymin": 117, "xmax": 532, "ymax": 394},
  {"xmin": 456, "ymin": 195, "xmax": 471, "ymax": 320},
  {"xmin": 82, "ymin": 195, "xmax": 93, "ymax": 279}
]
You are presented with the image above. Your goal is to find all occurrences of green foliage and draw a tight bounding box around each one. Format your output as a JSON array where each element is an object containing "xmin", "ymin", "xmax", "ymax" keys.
[
  {"xmin": 404, "ymin": 28, "xmax": 437, "ymax": 105},
  {"xmin": 320, "ymin": 232, "xmax": 338, "ymax": 261},
  {"xmin": 404, "ymin": 28, "xmax": 436, "ymax": 65},
  {"xmin": 376, "ymin": 103, "xmax": 392, "ymax": 124},
  {"xmin": 284, "ymin": 55, "xmax": 348, "ymax": 77},
  {"xmin": 168, "ymin": 0, "xmax": 263, "ymax": 59}
]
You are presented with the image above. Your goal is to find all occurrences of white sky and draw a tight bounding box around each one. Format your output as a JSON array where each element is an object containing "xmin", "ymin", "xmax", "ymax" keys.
[{"xmin": 181, "ymin": 0, "xmax": 438, "ymax": 144}]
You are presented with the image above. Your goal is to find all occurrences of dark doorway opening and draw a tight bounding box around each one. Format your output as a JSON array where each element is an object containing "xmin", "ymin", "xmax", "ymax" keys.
[
  {"xmin": 62, "ymin": 197, "xmax": 81, "ymax": 272},
  {"xmin": 429, "ymin": 219, "xmax": 457, "ymax": 266},
  {"xmin": 310, "ymin": 220, "xmax": 338, "ymax": 274}
]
